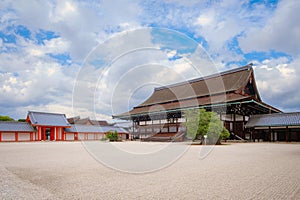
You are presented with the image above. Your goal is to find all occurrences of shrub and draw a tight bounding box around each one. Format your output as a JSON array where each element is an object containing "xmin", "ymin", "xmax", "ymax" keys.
[{"xmin": 106, "ymin": 131, "xmax": 119, "ymax": 141}]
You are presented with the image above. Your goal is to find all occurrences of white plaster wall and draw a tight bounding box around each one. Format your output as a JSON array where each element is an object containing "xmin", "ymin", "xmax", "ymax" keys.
[
  {"xmin": 65, "ymin": 133, "xmax": 74, "ymax": 141},
  {"xmin": 98, "ymin": 134, "xmax": 103, "ymax": 140},
  {"xmin": 2, "ymin": 133, "xmax": 15, "ymax": 141},
  {"xmin": 88, "ymin": 133, "xmax": 94, "ymax": 140},
  {"xmin": 18, "ymin": 133, "xmax": 30, "ymax": 141},
  {"xmin": 78, "ymin": 133, "xmax": 85, "ymax": 140}
]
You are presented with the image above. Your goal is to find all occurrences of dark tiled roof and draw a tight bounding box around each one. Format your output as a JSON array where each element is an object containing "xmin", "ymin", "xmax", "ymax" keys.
[
  {"xmin": 67, "ymin": 116, "xmax": 109, "ymax": 126},
  {"xmin": 28, "ymin": 111, "xmax": 70, "ymax": 127},
  {"xmin": 72, "ymin": 117, "xmax": 90, "ymax": 125},
  {"xmin": 137, "ymin": 65, "xmax": 255, "ymax": 108},
  {"xmin": 67, "ymin": 116, "xmax": 80, "ymax": 124},
  {"xmin": 117, "ymin": 93, "xmax": 250, "ymax": 117},
  {"xmin": 114, "ymin": 64, "xmax": 278, "ymax": 119},
  {"xmin": 245, "ymin": 112, "xmax": 300, "ymax": 128},
  {"xmin": 65, "ymin": 125, "xmax": 128, "ymax": 133},
  {"xmin": 90, "ymin": 120, "xmax": 109, "ymax": 126},
  {"xmin": 0, "ymin": 121, "xmax": 35, "ymax": 132}
]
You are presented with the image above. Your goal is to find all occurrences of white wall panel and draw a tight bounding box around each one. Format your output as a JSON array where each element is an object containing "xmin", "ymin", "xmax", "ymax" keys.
[
  {"xmin": 2, "ymin": 133, "xmax": 15, "ymax": 141},
  {"xmin": 88, "ymin": 133, "xmax": 95, "ymax": 140},
  {"xmin": 65, "ymin": 133, "xmax": 74, "ymax": 141},
  {"xmin": 78, "ymin": 133, "xmax": 85, "ymax": 140},
  {"xmin": 18, "ymin": 133, "xmax": 30, "ymax": 141},
  {"xmin": 98, "ymin": 134, "xmax": 103, "ymax": 140}
]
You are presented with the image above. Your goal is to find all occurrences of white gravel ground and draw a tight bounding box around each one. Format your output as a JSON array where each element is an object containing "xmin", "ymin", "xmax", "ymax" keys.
[{"xmin": 0, "ymin": 141, "xmax": 299, "ymax": 200}]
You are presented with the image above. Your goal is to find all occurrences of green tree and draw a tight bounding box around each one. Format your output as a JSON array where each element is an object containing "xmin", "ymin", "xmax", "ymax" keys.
[
  {"xmin": 106, "ymin": 131, "xmax": 119, "ymax": 141},
  {"xmin": 184, "ymin": 109, "xmax": 199, "ymax": 140},
  {"xmin": 18, "ymin": 119, "xmax": 26, "ymax": 122},
  {"xmin": 0, "ymin": 115, "xmax": 14, "ymax": 121},
  {"xmin": 184, "ymin": 108, "xmax": 230, "ymax": 144}
]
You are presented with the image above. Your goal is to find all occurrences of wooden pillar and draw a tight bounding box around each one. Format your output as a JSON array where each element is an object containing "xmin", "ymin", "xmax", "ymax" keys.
[
  {"xmin": 159, "ymin": 119, "xmax": 161, "ymax": 133},
  {"xmin": 152, "ymin": 119, "xmax": 154, "ymax": 134},
  {"xmin": 55, "ymin": 127, "xmax": 57, "ymax": 141},
  {"xmin": 0, "ymin": 132, "xmax": 2, "ymax": 142},
  {"xmin": 233, "ymin": 112, "xmax": 236, "ymax": 134},
  {"xmin": 285, "ymin": 126, "xmax": 289, "ymax": 142},
  {"xmin": 41, "ymin": 127, "xmax": 45, "ymax": 140},
  {"xmin": 242, "ymin": 115, "xmax": 246, "ymax": 139},
  {"xmin": 138, "ymin": 120, "xmax": 140, "ymax": 136},
  {"xmin": 268, "ymin": 127, "xmax": 272, "ymax": 142},
  {"xmin": 44, "ymin": 128, "xmax": 47, "ymax": 140},
  {"xmin": 38, "ymin": 126, "xmax": 41, "ymax": 141},
  {"xmin": 61, "ymin": 129, "xmax": 65, "ymax": 141},
  {"xmin": 50, "ymin": 128, "xmax": 54, "ymax": 140},
  {"xmin": 132, "ymin": 121, "xmax": 134, "ymax": 140},
  {"xmin": 15, "ymin": 132, "xmax": 18, "ymax": 142}
]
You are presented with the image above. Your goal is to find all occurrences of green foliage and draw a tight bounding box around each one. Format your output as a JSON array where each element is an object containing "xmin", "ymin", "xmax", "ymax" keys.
[
  {"xmin": 184, "ymin": 108, "xmax": 230, "ymax": 144},
  {"xmin": 220, "ymin": 127, "xmax": 230, "ymax": 140},
  {"xmin": 0, "ymin": 115, "xmax": 14, "ymax": 121},
  {"xmin": 18, "ymin": 119, "xmax": 26, "ymax": 122},
  {"xmin": 106, "ymin": 131, "xmax": 119, "ymax": 141}
]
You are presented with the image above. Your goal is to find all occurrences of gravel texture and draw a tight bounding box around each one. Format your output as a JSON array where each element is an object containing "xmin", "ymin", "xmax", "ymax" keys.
[{"xmin": 0, "ymin": 141, "xmax": 299, "ymax": 199}]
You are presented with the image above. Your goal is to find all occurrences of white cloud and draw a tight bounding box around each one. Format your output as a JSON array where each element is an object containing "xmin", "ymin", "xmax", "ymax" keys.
[
  {"xmin": 1, "ymin": 0, "xmax": 299, "ymax": 119},
  {"xmin": 254, "ymin": 56, "xmax": 300, "ymax": 111},
  {"xmin": 6, "ymin": 0, "xmax": 143, "ymax": 61},
  {"xmin": 194, "ymin": 13, "xmax": 214, "ymax": 27},
  {"xmin": 239, "ymin": 0, "xmax": 300, "ymax": 56}
]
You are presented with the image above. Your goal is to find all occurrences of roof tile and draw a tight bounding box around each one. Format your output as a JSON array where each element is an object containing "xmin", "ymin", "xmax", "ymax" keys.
[
  {"xmin": 245, "ymin": 112, "xmax": 300, "ymax": 128},
  {"xmin": 28, "ymin": 111, "xmax": 70, "ymax": 127},
  {"xmin": 0, "ymin": 121, "xmax": 35, "ymax": 132}
]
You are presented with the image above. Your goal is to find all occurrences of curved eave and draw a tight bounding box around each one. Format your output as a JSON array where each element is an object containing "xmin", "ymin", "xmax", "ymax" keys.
[{"xmin": 113, "ymin": 98, "xmax": 278, "ymax": 120}]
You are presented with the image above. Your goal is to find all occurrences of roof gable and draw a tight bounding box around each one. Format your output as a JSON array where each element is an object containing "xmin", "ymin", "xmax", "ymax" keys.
[
  {"xmin": 27, "ymin": 111, "xmax": 70, "ymax": 127},
  {"xmin": 67, "ymin": 116, "xmax": 109, "ymax": 126}
]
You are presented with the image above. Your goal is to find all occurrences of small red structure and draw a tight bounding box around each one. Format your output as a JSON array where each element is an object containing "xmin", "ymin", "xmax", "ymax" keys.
[{"xmin": 26, "ymin": 111, "xmax": 71, "ymax": 141}]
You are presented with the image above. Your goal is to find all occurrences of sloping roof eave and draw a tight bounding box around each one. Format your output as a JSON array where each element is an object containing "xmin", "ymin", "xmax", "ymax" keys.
[{"xmin": 245, "ymin": 112, "xmax": 300, "ymax": 128}]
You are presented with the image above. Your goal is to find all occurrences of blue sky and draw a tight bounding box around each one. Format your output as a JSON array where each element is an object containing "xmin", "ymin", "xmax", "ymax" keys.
[{"xmin": 0, "ymin": 0, "xmax": 299, "ymax": 120}]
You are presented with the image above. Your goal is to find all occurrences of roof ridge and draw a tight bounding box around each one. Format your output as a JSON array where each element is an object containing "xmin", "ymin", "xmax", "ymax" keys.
[
  {"xmin": 155, "ymin": 63, "xmax": 253, "ymax": 91},
  {"xmin": 252, "ymin": 112, "xmax": 300, "ymax": 117},
  {"xmin": 28, "ymin": 110, "xmax": 65, "ymax": 115},
  {"xmin": 0, "ymin": 121, "xmax": 29, "ymax": 124}
]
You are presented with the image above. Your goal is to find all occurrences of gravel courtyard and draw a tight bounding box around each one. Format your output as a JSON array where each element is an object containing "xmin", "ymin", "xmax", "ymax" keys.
[{"xmin": 0, "ymin": 142, "xmax": 299, "ymax": 199}]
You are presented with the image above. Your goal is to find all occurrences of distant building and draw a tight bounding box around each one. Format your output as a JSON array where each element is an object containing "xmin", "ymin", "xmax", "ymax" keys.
[
  {"xmin": 27, "ymin": 111, "xmax": 71, "ymax": 141},
  {"xmin": 67, "ymin": 116, "xmax": 109, "ymax": 126},
  {"xmin": 245, "ymin": 112, "xmax": 300, "ymax": 141},
  {"xmin": 0, "ymin": 111, "xmax": 128, "ymax": 142}
]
